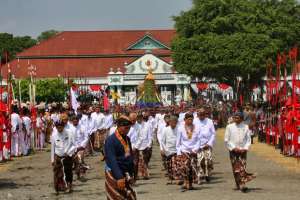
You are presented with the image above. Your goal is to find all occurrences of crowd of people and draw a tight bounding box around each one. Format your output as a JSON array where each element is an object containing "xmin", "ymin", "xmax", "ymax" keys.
[
  {"xmin": 0, "ymin": 100, "xmax": 263, "ymax": 199},
  {"xmin": 103, "ymin": 104, "xmax": 257, "ymax": 199}
]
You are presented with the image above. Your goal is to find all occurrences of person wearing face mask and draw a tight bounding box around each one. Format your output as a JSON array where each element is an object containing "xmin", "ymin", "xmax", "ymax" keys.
[
  {"xmin": 51, "ymin": 120, "xmax": 77, "ymax": 194},
  {"xmin": 224, "ymin": 112, "xmax": 256, "ymax": 193},
  {"xmin": 193, "ymin": 108, "xmax": 216, "ymax": 184},
  {"xmin": 104, "ymin": 116, "xmax": 136, "ymax": 200}
]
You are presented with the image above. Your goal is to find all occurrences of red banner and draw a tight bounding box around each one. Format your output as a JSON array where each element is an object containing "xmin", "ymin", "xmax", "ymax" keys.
[{"xmin": 196, "ymin": 83, "xmax": 208, "ymax": 90}]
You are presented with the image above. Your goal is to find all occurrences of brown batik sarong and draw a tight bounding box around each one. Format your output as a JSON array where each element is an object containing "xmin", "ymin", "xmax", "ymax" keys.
[
  {"xmin": 105, "ymin": 171, "xmax": 137, "ymax": 200},
  {"xmin": 166, "ymin": 153, "xmax": 177, "ymax": 181},
  {"xmin": 138, "ymin": 148, "xmax": 151, "ymax": 178},
  {"xmin": 196, "ymin": 147, "xmax": 213, "ymax": 183},
  {"xmin": 74, "ymin": 149, "xmax": 87, "ymax": 178},
  {"xmin": 176, "ymin": 153, "xmax": 197, "ymax": 186},
  {"xmin": 53, "ymin": 155, "xmax": 67, "ymax": 192},
  {"xmin": 161, "ymin": 152, "xmax": 167, "ymax": 170},
  {"xmin": 229, "ymin": 151, "xmax": 256, "ymax": 188}
]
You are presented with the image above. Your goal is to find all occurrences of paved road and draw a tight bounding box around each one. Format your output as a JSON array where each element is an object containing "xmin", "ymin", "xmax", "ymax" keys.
[{"xmin": 0, "ymin": 129, "xmax": 300, "ymax": 200}]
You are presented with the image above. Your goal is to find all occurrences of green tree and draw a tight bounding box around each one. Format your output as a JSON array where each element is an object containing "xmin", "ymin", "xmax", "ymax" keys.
[
  {"xmin": 172, "ymin": 0, "xmax": 300, "ymax": 96},
  {"xmin": 37, "ymin": 30, "xmax": 59, "ymax": 43},
  {"xmin": 13, "ymin": 79, "xmax": 30, "ymax": 102},
  {"xmin": 35, "ymin": 78, "xmax": 67, "ymax": 103},
  {"xmin": 13, "ymin": 78, "xmax": 67, "ymax": 103},
  {"xmin": 0, "ymin": 33, "xmax": 36, "ymax": 60}
]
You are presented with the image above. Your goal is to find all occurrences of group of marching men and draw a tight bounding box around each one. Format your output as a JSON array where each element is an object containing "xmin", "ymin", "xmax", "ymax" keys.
[
  {"xmin": 50, "ymin": 104, "xmax": 115, "ymax": 194},
  {"xmin": 103, "ymin": 107, "xmax": 216, "ymax": 200},
  {"xmin": 104, "ymin": 106, "xmax": 257, "ymax": 200},
  {"xmin": 140, "ymin": 109, "xmax": 215, "ymax": 185},
  {"xmin": 1, "ymin": 100, "xmax": 256, "ymax": 197}
]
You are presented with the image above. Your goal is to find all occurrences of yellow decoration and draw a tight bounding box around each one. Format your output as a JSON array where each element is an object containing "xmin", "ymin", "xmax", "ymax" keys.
[{"xmin": 111, "ymin": 91, "xmax": 120, "ymax": 100}]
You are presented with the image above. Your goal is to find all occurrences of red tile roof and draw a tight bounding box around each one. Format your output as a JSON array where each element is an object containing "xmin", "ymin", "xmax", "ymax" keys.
[
  {"xmin": 4, "ymin": 29, "xmax": 175, "ymax": 78},
  {"xmin": 17, "ymin": 29, "xmax": 175, "ymax": 57}
]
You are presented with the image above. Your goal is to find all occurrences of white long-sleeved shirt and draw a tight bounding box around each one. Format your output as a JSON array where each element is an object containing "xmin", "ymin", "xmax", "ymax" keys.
[
  {"xmin": 178, "ymin": 112, "xmax": 186, "ymax": 126},
  {"xmin": 22, "ymin": 116, "xmax": 32, "ymax": 136},
  {"xmin": 84, "ymin": 117, "xmax": 96, "ymax": 136},
  {"xmin": 135, "ymin": 121, "xmax": 152, "ymax": 151},
  {"xmin": 224, "ymin": 122, "xmax": 251, "ymax": 151},
  {"xmin": 127, "ymin": 123, "xmax": 140, "ymax": 149},
  {"xmin": 194, "ymin": 117, "xmax": 216, "ymax": 149},
  {"xmin": 176, "ymin": 123, "xmax": 200, "ymax": 155},
  {"xmin": 51, "ymin": 127, "xmax": 77, "ymax": 162},
  {"xmin": 161, "ymin": 126, "xmax": 178, "ymax": 156},
  {"xmin": 51, "ymin": 113, "xmax": 60, "ymax": 124},
  {"xmin": 157, "ymin": 121, "xmax": 167, "ymax": 149},
  {"xmin": 70, "ymin": 124, "xmax": 89, "ymax": 148},
  {"xmin": 91, "ymin": 112, "xmax": 105, "ymax": 130},
  {"xmin": 11, "ymin": 113, "xmax": 22, "ymax": 133},
  {"xmin": 79, "ymin": 114, "xmax": 88, "ymax": 127},
  {"xmin": 103, "ymin": 114, "xmax": 114, "ymax": 129}
]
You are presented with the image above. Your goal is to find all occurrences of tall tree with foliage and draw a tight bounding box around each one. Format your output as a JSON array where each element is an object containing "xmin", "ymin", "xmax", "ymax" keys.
[
  {"xmin": 172, "ymin": 0, "xmax": 300, "ymax": 93},
  {"xmin": 35, "ymin": 78, "xmax": 67, "ymax": 103},
  {"xmin": 13, "ymin": 78, "xmax": 67, "ymax": 103},
  {"xmin": 37, "ymin": 30, "xmax": 59, "ymax": 43},
  {"xmin": 0, "ymin": 33, "xmax": 36, "ymax": 60}
]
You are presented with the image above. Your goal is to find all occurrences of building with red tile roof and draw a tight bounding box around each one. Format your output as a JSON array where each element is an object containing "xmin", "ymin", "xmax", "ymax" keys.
[{"xmin": 3, "ymin": 29, "xmax": 192, "ymax": 105}]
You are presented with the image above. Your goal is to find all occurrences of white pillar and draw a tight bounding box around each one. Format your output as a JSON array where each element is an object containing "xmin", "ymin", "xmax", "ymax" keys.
[
  {"xmin": 176, "ymin": 85, "xmax": 182, "ymax": 105},
  {"xmin": 183, "ymin": 85, "xmax": 189, "ymax": 101}
]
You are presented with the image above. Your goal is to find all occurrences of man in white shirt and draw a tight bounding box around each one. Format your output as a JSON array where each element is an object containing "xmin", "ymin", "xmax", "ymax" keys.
[
  {"xmin": 127, "ymin": 112, "xmax": 139, "ymax": 182},
  {"xmin": 11, "ymin": 105, "xmax": 22, "ymax": 157},
  {"xmin": 224, "ymin": 112, "xmax": 256, "ymax": 193},
  {"xmin": 71, "ymin": 115, "xmax": 89, "ymax": 180},
  {"xmin": 51, "ymin": 120, "xmax": 76, "ymax": 194},
  {"xmin": 21, "ymin": 108, "xmax": 32, "ymax": 156},
  {"xmin": 176, "ymin": 113, "xmax": 200, "ymax": 191},
  {"xmin": 135, "ymin": 113, "xmax": 152, "ymax": 179},
  {"xmin": 194, "ymin": 108, "xmax": 216, "ymax": 184},
  {"xmin": 85, "ymin": 107, "xmax": 96, "ymax": 155},
  {"xmin": 91, "ymin": 105, "xmax": 105, "ymax": 152},
  {"xmin": 161, "ymin": 115, "xmax": 179, "ymax": 184},
  {"xmin": 157, "ymin": 114, "xmax": 170, "ymax": 171}
]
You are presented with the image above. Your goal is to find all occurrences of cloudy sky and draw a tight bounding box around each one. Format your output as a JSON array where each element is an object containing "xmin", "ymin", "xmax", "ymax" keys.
[{"xmin": 0, "ymin": 0, "xmax": 192, "ymax": 38}]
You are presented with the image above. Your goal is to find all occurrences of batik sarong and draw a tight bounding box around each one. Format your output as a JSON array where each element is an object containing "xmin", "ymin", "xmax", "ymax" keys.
[
  {"xmin": 196, "ymin": 147, "xmax": 213, "ymax": 184},
  {"xmin": 166, "ymin": 153, "xmax": 177, "ymax": 181},
  {"xmin": 95, "ymin": 129, "xmax": 107, "ymax": 153},
  {"xmin": 105, "ymin": 171, "xmax": 137, "ymax": 200},
  {"xmin": 229, "ymin": 151, "xmax": 255, "ymax": 188},
  {"xmin": 74, "ymin": 149, "xmax": 87, "ymax": 178},
  {"xmin": 176, "ymin": 153, "xmax": 197, "ymax": 187},
  {"xmin": 161, "ymin": 152, "xmax": 167, "ymax": 170},
  {"xmin": 53, "ymin": 155, "xmax": 67, "ymax": 192},
  {"xmin": 137, "ymin": 148, "xmax": 151, "ymax": 178}
]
